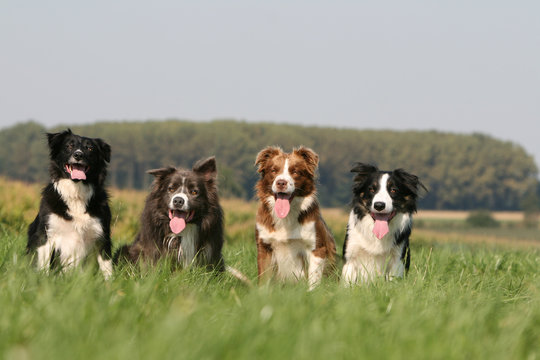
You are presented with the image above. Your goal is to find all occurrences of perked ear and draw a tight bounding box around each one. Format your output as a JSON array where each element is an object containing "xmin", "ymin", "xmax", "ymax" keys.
[
  {"xmin": 193, "ymin": 156, "xmax": 217, "ymax": 181},
  {"xmin": 255, "ymin": 146, "xmax": 282, "ymax": 173},
  {"xmin": 147, "ymin": 166, "xmax": 176, "ymax": 180},
  {"xmin": 94, "ymin": 138, "xmax": 111, "ymax": 163},
  {"xmin": 46, "ymin": 129, "xmax": 72, "ymax": 156},
  {"xmin": 293, "ymin": 146, "xmax": 319, "ymax": 171}
]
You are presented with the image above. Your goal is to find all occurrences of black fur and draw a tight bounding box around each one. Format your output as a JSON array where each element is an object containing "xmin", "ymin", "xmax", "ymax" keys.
[
  {"xmin": 27, "ymin": 129, "xmax": 112, "ymax": 273},
  {"xmin": 115, "ymin": 157, "xmax": 225, "ymax": 271},
  {"xmin": 343, "ymin": 163, "xmax": 425, "ymax": 271}
]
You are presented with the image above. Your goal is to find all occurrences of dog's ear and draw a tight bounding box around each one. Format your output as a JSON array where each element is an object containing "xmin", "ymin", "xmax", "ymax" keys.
[
  {"xmin": 46, "ymin": 129, "xmax": 72, "ymax": 157},
  {"xmin": 392, "ymin": 168, "xmax": 427, "ymax": 197},
  {"xmin": 147, "ymin": 167, "xmax": 176, "ymax": 181},
  {"xmin": 94, "ymin": 138, "xmax": 111, "ymax": 163},
  {"xmin": 193, "ymin": 156, "xmax": 217, "ymax": 182},
  {"xmin": 255, "ymin": 146, "xmax": 282, "ymax": 173},
  {"xmin": 293, "ymin": 146, "xmax": 319, "ymax": 175},
  {"xmin": 350, "ymin": 163, "xmax": 378, "ymax": 192}
]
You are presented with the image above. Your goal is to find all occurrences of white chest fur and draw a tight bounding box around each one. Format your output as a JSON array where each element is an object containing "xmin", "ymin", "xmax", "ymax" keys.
[
  {"xmin": 342, "ymin": 210, "xmax": 411, "ymax": 284},
  {"xmin": 257, "ymin": 195, "xmax": 318, "ymax": 282},
  {"xmin": 258, "ymin": 194, "xmax": 317, "ymax": 245},
  {"xmin": 41, "ymin": 180, "xmax": 104, "ymax": 269},
  {"xmin": 169, "ymin": 224, "xmax": 199, "ymax": 267}
]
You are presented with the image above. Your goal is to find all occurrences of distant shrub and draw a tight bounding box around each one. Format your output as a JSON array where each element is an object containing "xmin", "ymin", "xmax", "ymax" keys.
[
  {"xmin": 466, "ymin": 210, "xmax": 500, "ymax": 228},
  {"xmin": 522, "ymin": 212, "xmax": 539, "ymax": 229}
]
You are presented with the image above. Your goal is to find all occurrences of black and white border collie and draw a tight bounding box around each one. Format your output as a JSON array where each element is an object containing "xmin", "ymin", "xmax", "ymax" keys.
[
  {"xmin": 116, "ymin": 157, "xmax": 225, "ymax": 270},
  {"xmin": 27, "ymin": 129, "xmax": 113, "ymax": 278},
  {"xmin": 342, "ymin": 163, "xmax": 425, "ymax": 285}
]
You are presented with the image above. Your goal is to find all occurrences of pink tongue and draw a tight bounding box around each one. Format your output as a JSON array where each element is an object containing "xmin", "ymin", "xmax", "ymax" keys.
[
  {"xmin": 373, "ymin": 219, "xmax": 390, "ymax": 239},
  {"xmin": 169, "ymin": 211, "xmax": 187, "ymax": 234},
  {"xmin": 275, "ymin": 194, "xmax": 291, "ymax": 219},
  {"xmin": 71, "ymin": 165, "xmax": 86, "ymax": 180}
]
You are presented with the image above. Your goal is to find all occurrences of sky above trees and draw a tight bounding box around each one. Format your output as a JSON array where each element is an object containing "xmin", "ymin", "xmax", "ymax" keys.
[{"xmin": 1, "ymin": 1, "xmax": 539, "ymax": 169}]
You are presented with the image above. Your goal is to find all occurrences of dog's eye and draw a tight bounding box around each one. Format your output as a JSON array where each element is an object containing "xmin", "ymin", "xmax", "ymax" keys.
[
  {"xmin": 86, "ymin": 145, "xmax": 93, "ymax": 152},
  {"xmin": 390, "ymin": 187, "xmax": 398, "ymax": 194},
  {"xmin": 191, "ymin": 189, "xmax": 199, "ymax": 196},
  {"xmin": 291, "ymin": 169, "xmax": 298, "ymax": 175},
  {"xmin": 168, "ymin": 186, "xmax": 175, "ymax": 193},
  {"xmin": 271, "ymin": 168, "xmax": 277, "ymax": 174},
  {"xmin": 369, "ymin": 187, "xmax": 375, "ymax": 193}
]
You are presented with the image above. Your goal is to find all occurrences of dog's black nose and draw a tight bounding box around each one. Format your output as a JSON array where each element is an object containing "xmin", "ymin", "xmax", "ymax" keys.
[
  {"xmin": 73, "ymin": 150, "xmax": 83, "ymax": 160},
  {"xmin": 173, "ymin": 197, "xmax": 185, "ymax": 207},
  {"xmin": 374, "ymin": 202, "xmax": 386, "ymax": 211}
]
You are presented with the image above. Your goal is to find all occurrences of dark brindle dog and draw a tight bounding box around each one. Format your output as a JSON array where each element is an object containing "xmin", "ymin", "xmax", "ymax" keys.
[{"xmin": 116, "ymin": 157, "xmax": 225, "ymax": 270}]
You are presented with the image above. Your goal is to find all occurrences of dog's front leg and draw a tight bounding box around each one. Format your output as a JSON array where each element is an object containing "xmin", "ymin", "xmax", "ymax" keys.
[
  {"xmin": 36, "ymin": 242, "xmax": 54, "ymax": 272},
  {"xmin": 308, "ymin": 252, "xmax": 325, "ymax": 290},
  {"xmin": 97, "ymin": 240, "xmax": 113, "ymax": 280}
]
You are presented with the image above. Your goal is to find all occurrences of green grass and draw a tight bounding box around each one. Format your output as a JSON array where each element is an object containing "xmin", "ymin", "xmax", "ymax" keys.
[
  {"xmin": 1, "ymin": 178, "xmax": 540, "ymax": 359},
  {"xmin": 2, "ymin": 228, "xmax": 540, "ymax": 359}
]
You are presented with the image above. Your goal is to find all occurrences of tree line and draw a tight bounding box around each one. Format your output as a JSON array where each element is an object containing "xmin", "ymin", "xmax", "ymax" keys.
[{"xmin": 0, "ymin": 120, "xmax": 538, "ymax": 210}]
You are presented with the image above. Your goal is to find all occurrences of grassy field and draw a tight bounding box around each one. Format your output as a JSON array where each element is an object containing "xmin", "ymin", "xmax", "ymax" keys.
[{"xmin": 1, "ymin": 178, "xmax": 539, "ymax": 359}]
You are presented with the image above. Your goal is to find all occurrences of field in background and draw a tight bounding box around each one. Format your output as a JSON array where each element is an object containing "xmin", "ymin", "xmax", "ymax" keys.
[
  {"xmin": 2, "ymin": 177, "xmax": 537, "ymax": 250},
  {"xmin": 1, "ymin": 177, "xmax": 539, "ymax": 359}
]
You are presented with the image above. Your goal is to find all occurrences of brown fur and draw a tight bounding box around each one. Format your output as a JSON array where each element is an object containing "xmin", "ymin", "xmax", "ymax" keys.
[
  {"xmin": 254, "ymin": 146, "xmax": 336, "ymax": 286},
  {"xmin": 115, "ymin": 157, "xmax": 224, "ymax": 270}
]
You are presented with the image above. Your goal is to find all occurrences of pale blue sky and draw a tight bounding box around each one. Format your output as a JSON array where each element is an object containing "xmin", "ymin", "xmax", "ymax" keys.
[{"xmin": 1, "ymin": 1, "xmax": 539, "ymax": 169}]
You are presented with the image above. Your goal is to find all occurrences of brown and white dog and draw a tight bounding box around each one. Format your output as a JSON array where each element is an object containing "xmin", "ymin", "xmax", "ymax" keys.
[{"xmin": 255, "ymin": 146, "xmax": 336, "ymax": 289}]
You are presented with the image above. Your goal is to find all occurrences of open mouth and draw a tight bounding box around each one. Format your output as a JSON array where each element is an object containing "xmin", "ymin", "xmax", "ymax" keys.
[
  {"xmin": 274, "ymin": 192, "xmax": 294, "ymax": 219},
  {"xmin": 370, "ymin": 211, "xmax": 396, "ymax": 222},
  {"xmin": 168, "ymin": 209, "xmax": 195, "ymax": 234},
  {"xmin": 370, "ymin": 211, "xmax": 396, "ymax": 240},
  {"xmin": 65, "ymin": 163, "xmax": 89, "ymax": 180}
]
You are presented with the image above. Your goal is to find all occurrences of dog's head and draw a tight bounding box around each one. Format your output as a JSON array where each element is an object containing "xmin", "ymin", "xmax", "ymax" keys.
[
  {"xmin": 47, "ymin": 129, "xmax": 111, "ymax": 184},
  {"xmin": 350, "ymin": 163, "xmax": 425, "ymax": 238},
  {"xmin": 148, "ymin": 157, "xmax": 218, "ymax": 234},
  {"xmin": 255, "ymin": 146, "xmax": 318, "ymax": 218}
]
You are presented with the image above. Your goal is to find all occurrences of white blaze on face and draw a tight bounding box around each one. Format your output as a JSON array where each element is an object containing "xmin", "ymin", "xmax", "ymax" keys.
[
  {"xmin": 168, "ymin": 177, "xmax": 190, "ymax": 234},
  {"xmin": 169, "ymin": 177, "xmax": 189, "ymax": 211},
  {"xmin": 271, "ymin": 158, "xmax": 295, "ymax": 194},
  {"xmin": 371, "ymin": 173, "xmax": 394, "ymax": 214},
  {"xmin": 271, "ymin": 158, "xmax": 296, "ymax": 219}
]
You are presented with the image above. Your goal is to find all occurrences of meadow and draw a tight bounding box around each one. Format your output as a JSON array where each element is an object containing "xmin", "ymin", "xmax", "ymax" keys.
[{"xmin": 0, "ymin": 177, "xmax": 539, "ymax": 360}]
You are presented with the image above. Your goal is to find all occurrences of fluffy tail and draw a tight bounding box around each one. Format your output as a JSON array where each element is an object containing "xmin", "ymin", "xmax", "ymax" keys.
[{"xmin": 226, "ymin": 265, "xmax": 252, "ymax": 286}]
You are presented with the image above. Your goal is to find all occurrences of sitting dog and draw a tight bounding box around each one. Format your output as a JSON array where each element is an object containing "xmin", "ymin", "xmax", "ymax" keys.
[
  {"xmin": 27, "ymin": 129, "xmax": 113, "ymax": 278},
  {"xmin": 342, "ymin": 163, "xmax": 425, "ymax": 285},
  {"xmin": 116, "ymin": 157, "xmax": 225, "ymax": 270},
  {"xmin": 255, "ymin": 146, "xmax": 336, "ymax": 289}
]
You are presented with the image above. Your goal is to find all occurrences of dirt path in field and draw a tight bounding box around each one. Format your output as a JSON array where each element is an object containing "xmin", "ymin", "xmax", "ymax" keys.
[
  {"xmin": 416, "ymin": 210, "xmax": 524, "ymax": 222},
  {"xmin": 415, "ymin": 229, "xmax": 540, "ymax": 249}
]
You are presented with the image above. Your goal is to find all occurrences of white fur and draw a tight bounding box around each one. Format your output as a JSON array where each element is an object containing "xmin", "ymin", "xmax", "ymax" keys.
[
  {"xmin": 172, "ymin": 223, "xmax": 199, "ymax": 267},
  {"xmin": 271, "ymin": 159, "xmax": 295, "ymax": 194},
  {"xmin": 257, "ymin": 193, "xmax": 324, "ymax": 286},
  {"xmin": 308, "ymin": 254, "xmax": 325, "ymax": 290},
  {"xmin": 97, "ymin": 254, "xmax": 113, "ymax": 280},
  {"xmin": 37, "ymin": 179, "xmax": 110, "ymax": 278},
  {"xmin": 342, "ymin": 209, "xmax": 411, "ymax": 285},
  {"xmin": 372, "ymin": 173, "xmax": 394, "ymax": 213}
]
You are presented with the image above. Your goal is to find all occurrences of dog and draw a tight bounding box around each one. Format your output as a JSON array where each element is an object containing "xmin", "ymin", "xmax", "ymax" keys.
[
  {"xmin": 27, "ymin": 129, "xmax": 113, "ymax": 278},
  {"xmin": 341, "ymin": 163, "xmax": 425, "ymax": 285},
  {"xmin": 116, "ymin": 157, "xmax": 226, "ymax": 270},
  {"xmin": 255, "ymin": 146, "xmax": 336, "ymax": 289}
]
